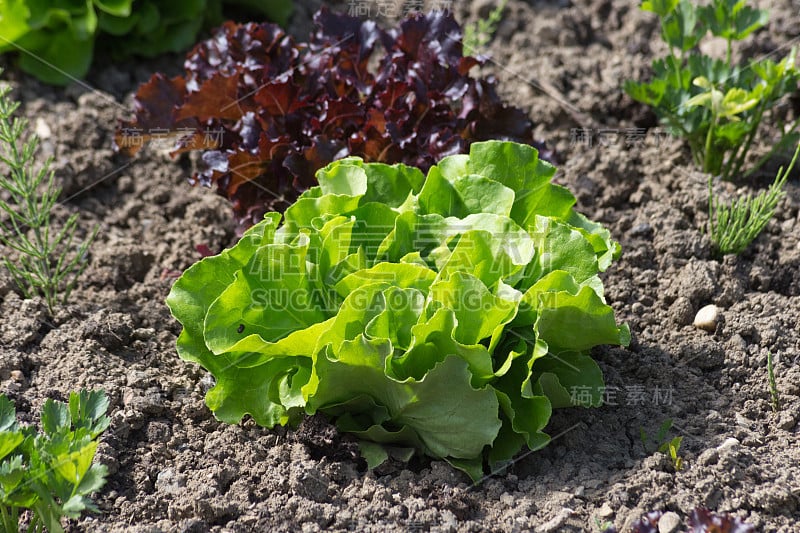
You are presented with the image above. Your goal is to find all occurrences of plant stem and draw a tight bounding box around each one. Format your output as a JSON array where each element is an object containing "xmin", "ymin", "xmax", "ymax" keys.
[
  {"xmin": 25, "ymin": 514, "xmax": 37, "ymax": 533},
  {"xmin": 741, "ymin": 115, "xmax": 800, "ymax": 179},
  {"xmin": 726, "ymin": 38, "xmax": 733, "ymax": 67},
  {"xmin": 768, "ymin": 352, "xmax": 780, "ymax": 412},
  {"xmin": 707, "ymin": 174, "xmax": 715, "ymax": 238},
  {"xmin": 670, "ymin": 50, "xmax": 682, "ymax": 82},
  {"xmin": 703, "ymin": 116, "xmax": 717, "ymax": 174},
  {"xmin": 0, "ymin": 77, "xmax": 95, "ymax": 315},
  {"xmin": 725, "ymin": 100, "xmax": 767, "ymax": 180},
  {"xmin": 1, "ymin": 505, "xmax": 18, "ymax": 533}
]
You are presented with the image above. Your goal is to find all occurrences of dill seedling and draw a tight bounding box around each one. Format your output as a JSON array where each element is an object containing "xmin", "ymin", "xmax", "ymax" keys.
[
  {"xmin": 709, "ymin": 143, "xmax": 799, "ymax": 256},
  {"xmin": 0, "ymin": 72, "xmax": 97, "ymax": 314},
  {"xmin": 463, "ymin": 0, "xmax": 508, "ymax": 55}
]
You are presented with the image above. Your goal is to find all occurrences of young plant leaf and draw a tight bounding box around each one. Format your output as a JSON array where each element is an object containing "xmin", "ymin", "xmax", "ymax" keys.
[
  {"xmin": 661, "ymin": 0, "xmax": 705, "ymax": 53},
  {"xmin": 0, "ymin": 390, "xmax": 109, "ymax": 532},
  {"xmin": 0, "ymin": 0, "xmax": 292, "ymax": 84},
  {"xmin": 40, "ymin": 400, "xmax": 71, "ymax": 437},
  {"xmin": 167, "ymin": 141, "xmax": 628, "ymax": 480},
  {"xmin": 0, "ymin": 396, "xmax": 17, "ymax": 433},
  {"xmin": 698, "ymin": 0, "xmax": 768, "ymax": 41},
  {"xmin": 627, "ymin": 2, "xmax": 798, "ymax": 180},
  {"xmin": 641, "ymin": 0, "xmax": 678, "ymax": 17},
  {"xmin": 68, "ymin": 389, "xmax": 111, "ymax": 438},
  {"xmin": 116, "ymin": 10, "xmax": 551, "ymax": 231}
]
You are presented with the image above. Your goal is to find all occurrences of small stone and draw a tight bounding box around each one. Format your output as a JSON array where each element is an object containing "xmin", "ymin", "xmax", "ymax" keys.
[
  {"xmin": 133, "ymin": 327, "xmax": 157, "ymax": 341},
  {"xmin": 9, "ymin": 370, "xmax": 24, "ymax": 382},
  {"xmin": 35, "ymin": 117, "xmax": 52, "ymax": 139},
  {"xmin": 597, "ymin": 502, "xmax": 615, "ymax": 518},
  {"xmin": 777, "ymin": 412, "xmax": 797, "ymax": 431},
  {"xmin": 658, "ymin": 511, "xmax": 681, "ymax": 533},
  {"xmin": 630, "ymin": 223, "xmax": 653, "ymax": 237},
  {"xmin": 697, "ymin": 448, "xmax": 719, "ymax": 466},
  {"xmin": 156, "ymin": 468, "xmax": 186, "ymax": 495},
  {"xmin": 693, "ymin": 304, "xmax": 720, "ymax": 332},
  {"xmin": 717, "ymin": 437, "xmax": 740, "ymax": 454},
  {"xmin": 735, "ymin": 413, "xmax": 752, "ymax": 428},
  {"xmin": 500, "ymin": 492, "xmax": 514, "ymax": 506}
]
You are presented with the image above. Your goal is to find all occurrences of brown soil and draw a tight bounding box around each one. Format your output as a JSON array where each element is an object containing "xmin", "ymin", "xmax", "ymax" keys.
[{"xmin": 1, "ymin": 0, "xmax": 799, "ymax": 531}]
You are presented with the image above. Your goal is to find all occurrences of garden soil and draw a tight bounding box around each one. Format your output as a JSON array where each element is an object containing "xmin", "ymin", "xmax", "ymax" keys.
[{"xmin": 1, "ymin": 0, "xmax": 800, "ymax": 531}]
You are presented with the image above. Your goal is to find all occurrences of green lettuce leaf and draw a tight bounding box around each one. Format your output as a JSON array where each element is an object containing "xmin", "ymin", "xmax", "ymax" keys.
[
  {"xmin": 0, "ymin": 0, "xmax": 292, "ymax": 84},
  {"xmin": 168, "ymin": 141, "xmax": 629, "ymax": 480}
]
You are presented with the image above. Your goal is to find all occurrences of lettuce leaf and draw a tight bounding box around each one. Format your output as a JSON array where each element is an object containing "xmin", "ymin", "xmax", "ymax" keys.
[
  {"xmin": 0, "ymin": 0, "xmax": 292, "ymax": 84},
  {"xmin": 167, "ymin": 141, "xmax": 629, "ymax": 480},
  {"xmin": 115, "ymin": 10, "xmax": 554, "ymax": 230}
]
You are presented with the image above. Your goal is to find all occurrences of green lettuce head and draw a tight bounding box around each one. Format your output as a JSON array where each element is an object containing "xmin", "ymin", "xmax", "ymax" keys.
[{"xmin": 167, "ymin": 141, "xmax": 630, "ymax": 480}]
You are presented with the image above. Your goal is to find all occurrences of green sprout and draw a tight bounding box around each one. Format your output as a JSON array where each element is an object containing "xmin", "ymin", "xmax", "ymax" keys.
[
  {"xmin": 685, "ymin": 76, "xmax": 759, "ymax": 175},
  {"xmin": 767, "ymin": 352, "xmax": 780, "ymax": 413},
  {"xmin": 594, "ymin": 517, "xmax": 615, "ymax": 531},
  {"xmin": 0, "ymin": 71, "xmax": 97, "ymax": 314},
  {"xmin": 0, "ymin": 390, "xmax": 110, "ymax": 533},
  {"xmin": 625, "ymin": 0, "xmax": 799, "ymax": 180},
  {"xmin": 641, "ymin": 419, "xmax": 684, "ymax": 471},
  {"xmin": 708, "ymin": 142, "xmax": 799, "ymax": 256},
  {"xmin": 463, "ymin": 0, "xmax": 507, "ymax": 56}
]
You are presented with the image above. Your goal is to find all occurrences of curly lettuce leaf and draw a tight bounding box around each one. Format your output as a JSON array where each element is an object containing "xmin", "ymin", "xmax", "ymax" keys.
[
  {"xmin": 168, "ymin": 141, "xmax": 629, "ymax": 480},
  {"xmin": 0, "ymin": 0, "xmax": 292, "ymax": 84}
]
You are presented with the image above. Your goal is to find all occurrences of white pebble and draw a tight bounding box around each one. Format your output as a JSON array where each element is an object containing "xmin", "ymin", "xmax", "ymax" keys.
[
  {"xmin": 717, "ymin": 437, "xmax": 740, "ymax": 454},
  {"xmin": 597, "ymin": 502, "xmax": 614, "ymax": 518},
  {"xmin": 693, "ymin": 304, "xmax": 719, "ymax": 331},
  {"xmin": 658, "ymin": 511, "xmax": 682, "ymax": 533},
  {"xmin": 34, "ymin": 117, "xmax": 52, "ymax": 139}
]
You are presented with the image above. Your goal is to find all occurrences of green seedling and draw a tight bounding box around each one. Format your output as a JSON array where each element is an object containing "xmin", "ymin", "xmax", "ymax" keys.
[
  {"xmin": 641, "ymin": 419, "xmax": 684, "ymax": 471},
  {"xmin": 0, "ymin": 390, "xmax": 110, "ymax": 533},
  {"xmin": 640, "ymin": 418, "xmax": 671, "ymax": 453},
  {"xmin": 708, "ymin": 142, "xmax": 799, "ymax": 255},
  {"xmin": 594, "ymin": 517, "xmax": 615, "ymax": 531},
  {"xmin": 0, "ymin": 72, "xmax": 97, "ymax": 314},
  {"xmin": 659, "ymin": 436, "xmax": 684, "ymax": 471},
  {"xmin": 767, "ymin": 352, "xmax": 780, "ymax": 413},
  {"xmin": 685, "ymin": 77, "xmax": 759, "ymax": 174},
  {"xmin": 463, "ymin": 0, "xmax": 507, "ymax": 55},
  {"xmin": 698, "ymin": 0, "xmax": 768, "ymax": 64},
  {"xmin": 626, "ymin": 0, "xmax": 799, "ymax": 180}
]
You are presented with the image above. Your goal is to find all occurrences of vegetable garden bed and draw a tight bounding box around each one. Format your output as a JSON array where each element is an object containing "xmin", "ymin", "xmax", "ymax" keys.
[{"xmin": 1, "ymin": 0, "xmax": 799, "ymax": 531}]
